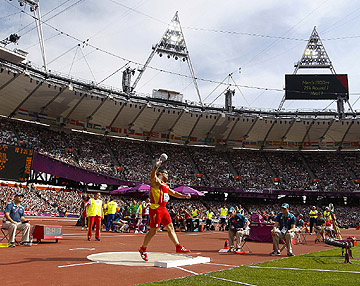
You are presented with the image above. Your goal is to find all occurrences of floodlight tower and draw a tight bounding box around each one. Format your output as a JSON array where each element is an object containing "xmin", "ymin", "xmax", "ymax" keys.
[
  {"xmin": 278, "ymin": 26, "xmax": 350, "ymax": 115},
  {"xmin": 130, "ymin": 12, "xmax": 203, "ymax": 107}
]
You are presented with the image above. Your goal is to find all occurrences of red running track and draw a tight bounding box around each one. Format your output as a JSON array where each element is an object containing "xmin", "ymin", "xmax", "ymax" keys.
[{"xmin": 1, "ymin": 217, "xmax": 357, "ymax": 286}]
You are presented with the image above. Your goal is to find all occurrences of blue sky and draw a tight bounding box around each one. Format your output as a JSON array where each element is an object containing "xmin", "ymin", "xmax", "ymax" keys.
[{"xmin": 1, "ymin": 0, "xmax": 360, "ymax": 111}]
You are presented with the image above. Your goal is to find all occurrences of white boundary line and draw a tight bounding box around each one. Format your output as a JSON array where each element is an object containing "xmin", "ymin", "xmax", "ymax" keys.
[
  {"xmin": 58, "ymin": 261, "xmax": 99, "ymax": 268},
  {"xmin": 248, "ymin": 266, "xmax": 360, "ymax": 274},
  {"xmin": 205, "ymin": 262, "xmax": 238, "ymax": 267},
  {"xmin": 204, "ymin": 275, "xmax": 257, "ymax": 286},
  {"xmin": 175, "ymin": 266, "xmax": 256, "ymax": 286},
  {"xmin": 175, "ymin": 266, "xmax": 200, "ymax": 275}
]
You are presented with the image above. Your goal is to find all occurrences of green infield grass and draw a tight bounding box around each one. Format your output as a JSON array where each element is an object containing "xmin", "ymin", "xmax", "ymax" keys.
[{"xmin": 143, "ymin": 245, "xmax": 360, "ymax": 286}]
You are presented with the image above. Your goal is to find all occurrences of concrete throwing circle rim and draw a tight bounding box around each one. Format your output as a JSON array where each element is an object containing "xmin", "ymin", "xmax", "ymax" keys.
[{"xmin": 87, "ymin": 251, "xmax": 192, "ymax": 267}]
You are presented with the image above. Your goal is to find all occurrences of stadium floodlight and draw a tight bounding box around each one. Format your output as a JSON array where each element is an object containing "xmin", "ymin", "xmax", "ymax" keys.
[
  {"xmin": 130, "ymin": 11, "xmax": 203, "ymax": 107},
  {"xmin": 294, "ymin": 26, "xmax": 334, "ymax": 72}
]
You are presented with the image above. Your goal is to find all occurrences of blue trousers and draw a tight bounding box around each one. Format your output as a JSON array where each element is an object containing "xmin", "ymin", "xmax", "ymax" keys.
[{"xmin": 106, "ymin": 214, "xmax": 115, "ymax": 231}]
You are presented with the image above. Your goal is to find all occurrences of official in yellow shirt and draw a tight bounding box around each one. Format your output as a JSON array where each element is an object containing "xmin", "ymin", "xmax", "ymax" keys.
[
  {"xmin": 106, "ymin": 199, "xmax": 118, "ymax": 232},
  {"xmin": 86, "ymin": 193, "xmax": 103, "ymax": 241}
]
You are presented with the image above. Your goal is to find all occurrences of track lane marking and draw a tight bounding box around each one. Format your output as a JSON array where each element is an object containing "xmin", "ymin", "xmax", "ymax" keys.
[{"xmin": 58, "ymin": 261, "xmax": 99, "ymax": 268}]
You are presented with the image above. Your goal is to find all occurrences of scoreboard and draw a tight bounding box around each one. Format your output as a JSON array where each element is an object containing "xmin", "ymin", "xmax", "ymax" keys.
[
  {"xmin": 285, "ymin": 74, "xmax": 349, "ymax": 100},
  {"xmin": 0, "ymin": 144, "xmax": 33, "ymax": 181}
]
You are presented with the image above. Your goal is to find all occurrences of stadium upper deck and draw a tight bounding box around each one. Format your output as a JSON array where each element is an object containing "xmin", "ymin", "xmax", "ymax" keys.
[{"xmin": 0, "ymin": 59, "xmax": 359, "ymax": 150}]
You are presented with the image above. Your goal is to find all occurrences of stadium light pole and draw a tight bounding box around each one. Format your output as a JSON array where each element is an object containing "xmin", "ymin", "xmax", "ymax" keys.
[
  {"xmin": 130, "ymin": 12, "xmax": 203, "ymax": 107},
  {"xmin": 15, "ymin": 0, "xmax": 47, "ymax": 71}
]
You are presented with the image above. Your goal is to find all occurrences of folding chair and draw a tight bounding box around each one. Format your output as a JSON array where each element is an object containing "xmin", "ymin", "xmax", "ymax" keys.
[
  {"xmin": 295, "ymin": 229, "xmax": 307, "ymax": 244},
  {"xmin": 279, "ymin": 238, "xmax": 288, "ymax": 252},
  {"xmin": 238, "ymin": 234, "xmax": 252, "ymax": 253},
  {"xmin": 1, "ymin": 226, "xmax": 21, "ymax": 245}
]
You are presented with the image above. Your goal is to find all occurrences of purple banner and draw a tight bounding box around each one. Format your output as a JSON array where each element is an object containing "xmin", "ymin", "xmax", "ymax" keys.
[
  {"xmin": 32, "ymin": 152, "xmax": 126, "ymax": 185},
  {"xmin": 249, "ymin": 222, "xmax": 274, "ymax": 242}
]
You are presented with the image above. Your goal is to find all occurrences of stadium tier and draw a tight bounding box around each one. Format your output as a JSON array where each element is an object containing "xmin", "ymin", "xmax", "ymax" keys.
[{"xmin": 0, "ymin": 116, "xmax": 359, "ymax": 194}]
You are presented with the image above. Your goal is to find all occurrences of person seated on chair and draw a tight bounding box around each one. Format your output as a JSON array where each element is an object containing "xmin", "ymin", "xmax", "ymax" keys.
[
  {"xmin": 228, "ymin": 208, "xmax": 250, "ymax": 252},
  {"xmin": 2, "ymin": 193, "xmax": 31, "ymax": 247},
  {"xmin": 295, "ymin": 214, "xmax": 305, "ymax": 231},
  {"xmin": 270, "ymin": 203, "xmax": 296, "ymax": 257},
  {"xmin": 314, "ymin": 213, "xmax": 325, "ymax": 241}
]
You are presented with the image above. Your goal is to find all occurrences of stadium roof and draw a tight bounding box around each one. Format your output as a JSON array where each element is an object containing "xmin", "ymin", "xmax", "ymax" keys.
[{"xmin": 0, "ymin": 59, "xmax": 359, "ymax": 150}]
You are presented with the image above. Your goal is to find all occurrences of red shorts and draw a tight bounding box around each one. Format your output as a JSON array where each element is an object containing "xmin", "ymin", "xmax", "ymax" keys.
[{"xmin": 150, "ymin": 207, "xmax": 172, "ymax": 229}]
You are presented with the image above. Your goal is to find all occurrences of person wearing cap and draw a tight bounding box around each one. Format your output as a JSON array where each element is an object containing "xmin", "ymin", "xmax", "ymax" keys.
[
  {"xmin": 270, "ymin": 203, "xmax": 296, "ymax": 256},
  {"xmin": 309, "ymin": 206, "xmax": 318, "ymax": 234},
  {"xmin": 228, "ymin": 208, "xmax": 250, "ymax": 252},
  {"xmin": 2, "ymin": 193, "xmax": 31, "ymax": 247},
  {"xmin": 296, "ymin": 214, "xmax": 305, "ymax": 228},
  {"xmin": 268, "ymin": 211, "xmax": 276, "ymax": 223}
]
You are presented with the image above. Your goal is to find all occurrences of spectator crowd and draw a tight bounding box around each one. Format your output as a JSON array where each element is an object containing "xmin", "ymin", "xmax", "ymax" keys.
[{"xmin": 0, "ymin": 117, "xmax": 359, "ymax": 194}]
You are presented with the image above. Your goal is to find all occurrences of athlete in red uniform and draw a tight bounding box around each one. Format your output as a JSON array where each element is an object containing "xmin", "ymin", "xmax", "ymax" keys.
[{"xmin": 139, "ymin": 155, "xmax": 191, "ymax": 261}]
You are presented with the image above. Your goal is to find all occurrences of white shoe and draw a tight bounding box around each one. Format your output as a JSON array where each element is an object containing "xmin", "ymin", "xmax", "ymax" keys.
[
  {"xmin": 81, "ymin": 227, "xmax": 84, "ymax": 231},
  {"xmin": 134, "ymin": 230, "xmax": 138, "ymax": 234}
]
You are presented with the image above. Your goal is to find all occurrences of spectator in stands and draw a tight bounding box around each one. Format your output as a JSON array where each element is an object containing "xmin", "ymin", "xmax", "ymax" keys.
[
  {"xmin": 270, "ymin": 203, "xmax": 296, "ymax": 257},
  {"xmin": 2, "ymin": 193, "xmax": 31, "ymax": 247}
]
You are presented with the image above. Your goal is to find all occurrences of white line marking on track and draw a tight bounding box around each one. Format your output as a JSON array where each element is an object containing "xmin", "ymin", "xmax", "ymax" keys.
[
  {"xmin": 205, "ymin": 262, "xmax": 238, "ymax": 267},
  {"xmin": 248, "ymin": 266, "xmax": 360, "ymax": 274},
  {"xmin": 69, "ymin": 248, "xmax": 96, "ymax": 251},
  {"xmin": 175, "ymin": 266, "xmax": 200, "ymax": 275},
  {"xmin": 58, "ymin": 261, "xmax": 99, "ymax": 268}
]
